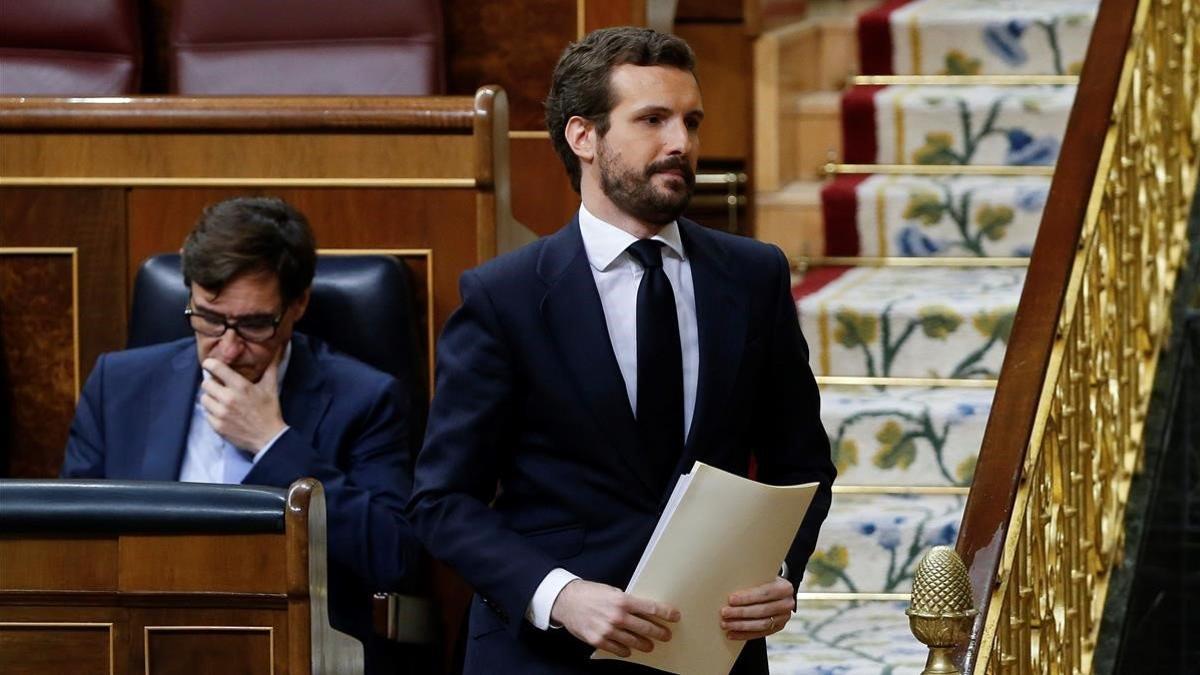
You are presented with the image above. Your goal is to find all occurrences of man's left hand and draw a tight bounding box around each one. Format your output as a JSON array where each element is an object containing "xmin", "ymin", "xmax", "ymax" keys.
[
  {"xmin": 200, "ymin": 358, "xmax": 286, "ymax": 452},
  {"xmin": 720, "ymin": 576, "xmax": 795, "ymax": 641}
]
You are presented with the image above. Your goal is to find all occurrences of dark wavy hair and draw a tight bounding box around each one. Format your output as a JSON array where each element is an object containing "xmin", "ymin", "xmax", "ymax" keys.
[
  {"xmin": 181, "ymin": 197, "xmax": 316, "ymax": 306},
  {"xmin": 545, "ymin": 27, "xmax": 696, "ymax": 193}
]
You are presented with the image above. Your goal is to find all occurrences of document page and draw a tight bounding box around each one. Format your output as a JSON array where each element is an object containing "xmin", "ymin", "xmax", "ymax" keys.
[{"xmin": 593, "ymin": 461, "xmax": 819, "ymax": 675}]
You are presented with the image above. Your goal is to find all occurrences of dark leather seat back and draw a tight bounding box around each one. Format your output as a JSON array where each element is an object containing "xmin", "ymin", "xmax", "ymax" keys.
[
  {"xmin": 129, "ymin": 254, "xmax": 428, "ymax": 441},
  {"xmin": 168, "ymin": 0, "xmax": 444, "ymax": 94},
  {"xmin": 0, "ymin": 479, "xmax": 286, "ymax": 533},
  {"xmin": 0, "ymin": 0, "xmax": 140, "ymax": 95}
]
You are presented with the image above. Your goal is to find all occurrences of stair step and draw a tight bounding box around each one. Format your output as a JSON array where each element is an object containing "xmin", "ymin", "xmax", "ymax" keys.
[
  {"xmin": 861, "ymin": 0, "xmax": 1099, "ymax": 77},
  {"xmin": 800, "ymin": 493, "xmax": 963, "ymax": 595},
  {"xmin": 796, "ymin": 266, "xmax": 1024, "ymax": 379},
  {"xmin": 768, "ymin": 599, "xmax": 928, "ymax": 673},
  {"xmin": 842, "ymin": 84, "xmax": 1076, "ymax": 167},
  {"xmin": 822, "ymin": 384, "xmax": 991, "ymax": 487},
  {"xmin": 822, "ymin": 174, "xmax": 1050, "ymax": 257}
]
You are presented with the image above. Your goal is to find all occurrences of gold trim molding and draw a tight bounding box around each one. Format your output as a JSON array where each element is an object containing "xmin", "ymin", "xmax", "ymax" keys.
[
  {"xmin": 0, "ymin": 177, "xmax": 476, "ymax": 188},
  {"xmin": 815, "ymin": 375, "xmax": 998, "ymax": 388},
  {"xmin": 795, "ymin": 592, "xmax": 911, "ymax": 602},
  {"xmin": 833, "ymin": 485, "xmax": 970, "ymax": 495},
  {"xmin": 855, "ymin": 75, "xmax": 1078, "ymax": 86},
  {"xmin": 0, "ymin": 247, "xmax": 80, "ymax": 398},
  {"xmin": 795, "ymin": 256, "xmax": 1030, "ymax": 269},
  {"xmin": 829, "ymin": 163, "xmax": 1056, "ymax": 177}
]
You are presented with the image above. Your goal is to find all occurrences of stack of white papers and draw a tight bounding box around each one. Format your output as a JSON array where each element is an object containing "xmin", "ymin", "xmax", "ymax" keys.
[{"xmin": 593, "ymin": 461, "xmax": 819, "ymax": 675}]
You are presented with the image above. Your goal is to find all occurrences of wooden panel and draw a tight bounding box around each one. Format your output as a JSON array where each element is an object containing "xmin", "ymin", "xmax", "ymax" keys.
[
  {"xmin": 0, "ymin": 255, "xmax": 75, "ymax": 478},
  {"xmin": 510, "ymin": 137, "xmax": 578, "ymax": 236},
  {"xmin": 145, "ymin": 627, "xmax": 272, "ymax": 675},
  {"xmin": 444, "ymin": 0, "xmax": 576, "ymax": 131},
  {"xmin": 676, "ymin": 0, "xmax": 744, "ymax": 22},
  {"xmin": 134, "ymin": 607, "xmax": 288, "ymax": 675},
  {"xmin": 0, "ymin": 538, "xmax": 119, "ymax": 592},
  {"xmin": 126, "ymin": 188, "xmax": 477, "ymax": 340},
  {"xmin": 0, "ymin": 188, "xmax": 126, "ymax": 478},
  {"xmin": 755, "ymin": 186, "xmax": 824, "ymax": 256},
  {"xmin": 675, "ymin": 22, "xmax": 752, "ymax": 161},
  {"xmin": 119, "ymin": 534, "xmax": 286, "ymax": 594},
  {"xmin": 1, "ymin": 134, "xmax": 474, "ymax": 181},
  {"xmin": 789, "ymin": 92, "xmax": 841, "ymax": 181},
  {"xmin": 0, "ymin": 623, "xmax": 112, "ymax": 674},
  {"xmin": 584, "ymin": 0, "xmax": 647, "ymax": 31}
]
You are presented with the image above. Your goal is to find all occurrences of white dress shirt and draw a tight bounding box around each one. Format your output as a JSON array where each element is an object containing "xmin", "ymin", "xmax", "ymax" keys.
[
  {"xmin": 179, "ymin": 342, "xmax": 293, "ymax": 483},
  {"xmin": 525, "ymin": 205, "xmax": 701, "ymax": 629}
]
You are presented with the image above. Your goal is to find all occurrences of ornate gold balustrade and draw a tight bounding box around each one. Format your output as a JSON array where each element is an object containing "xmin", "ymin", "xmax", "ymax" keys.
[{"xmin": 908, "ymin": 0, "xmax": 1200, "ymax": 673}]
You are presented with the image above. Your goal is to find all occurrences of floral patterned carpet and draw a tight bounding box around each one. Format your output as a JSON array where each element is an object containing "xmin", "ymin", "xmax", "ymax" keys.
[
  {"xmin": 798, "ymin": 266, "xmax": 1024, "ymax": 380},
  {"xmin": 823, "ymin": 174, "xmax": 1050, "ymax": 258},
  {"xmin": 768, "ymin": 0, "xmax": 1098, "ymax": 672}
]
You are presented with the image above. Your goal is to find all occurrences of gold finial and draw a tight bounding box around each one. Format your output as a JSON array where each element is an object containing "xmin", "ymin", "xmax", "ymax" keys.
[{"xmin": 907, "ymin": 546, "xmax": 977, "ymax": 675}]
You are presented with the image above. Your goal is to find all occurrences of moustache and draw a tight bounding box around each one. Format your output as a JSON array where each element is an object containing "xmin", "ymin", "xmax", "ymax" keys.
[{"xmin": 645, "ymin": 158, "xmax": 695, "ymax": 187}]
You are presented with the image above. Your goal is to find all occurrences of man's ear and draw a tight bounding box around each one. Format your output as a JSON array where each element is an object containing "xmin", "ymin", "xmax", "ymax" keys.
[{"xmin": 564, "ymin": 115, "xmax": 596, "ymax": 164}]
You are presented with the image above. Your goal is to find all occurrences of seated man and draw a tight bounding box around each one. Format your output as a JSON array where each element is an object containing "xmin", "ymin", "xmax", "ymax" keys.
[{"xmin": 61, "ymin": 196, "xmax": 423, "ymax": 674}]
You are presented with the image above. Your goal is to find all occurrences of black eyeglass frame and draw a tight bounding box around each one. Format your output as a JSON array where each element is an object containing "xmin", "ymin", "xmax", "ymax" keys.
[{"xmin": 183, "ymin": 303, "xmax": 284, "ymax": 343}]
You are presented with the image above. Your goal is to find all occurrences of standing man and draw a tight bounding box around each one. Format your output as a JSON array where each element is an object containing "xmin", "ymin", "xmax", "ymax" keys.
[
  {"xmin": 408, "ymin": 27, "xmax": 835, "ymax": 673},
  {"xmin": 61, "ymin": 197, "xmax": 424, "ymax": 674}
]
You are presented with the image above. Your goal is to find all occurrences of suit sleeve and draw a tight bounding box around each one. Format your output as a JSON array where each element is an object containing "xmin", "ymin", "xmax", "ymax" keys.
[
  {"xmin": 752, "ymin": 245, "xmax": 836, "ymax": 592},
  {"xmin": 406, "ymin": 269, "xmax": 561, "ymax": 637},
  {"xmin": 249, "ymin": 376, "xmax": 422, "ymax": 592},
  {"xmin": 61, "ymin": 353, "xmax": 108, "ymax": 478}
]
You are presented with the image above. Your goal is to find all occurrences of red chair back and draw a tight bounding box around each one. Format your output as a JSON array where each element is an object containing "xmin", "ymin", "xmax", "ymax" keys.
[{"xmin": 169, "ymin": 0, "xmax": 444, "ymax": 94}]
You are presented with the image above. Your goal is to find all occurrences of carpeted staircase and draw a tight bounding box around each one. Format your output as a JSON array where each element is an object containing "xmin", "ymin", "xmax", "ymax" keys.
[{"xmin": 759, "ymin": 1, "xmax": 1098, "ymax": 672}]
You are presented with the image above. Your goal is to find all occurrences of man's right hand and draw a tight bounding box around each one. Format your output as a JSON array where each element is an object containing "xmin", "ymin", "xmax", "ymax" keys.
[{"xmin": 550, "ymin": 579, "xmax": 680, "ymax": 657}]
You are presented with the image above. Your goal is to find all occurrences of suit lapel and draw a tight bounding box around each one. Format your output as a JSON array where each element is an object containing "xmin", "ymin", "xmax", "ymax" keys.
[
  {"xmin": 273, "ymin": 334, "xmax": 331, "ymax": 456},
  {"xmin": 141, "ymin": 345, "xmax": 201, "ymax": 480},
  {"xmin": 538, "ymin": 220, "xmax": 656, "ymax": 494},
  {"xmin": 678, "ymin": 221, "xmax": 748, "ymax": 470}
]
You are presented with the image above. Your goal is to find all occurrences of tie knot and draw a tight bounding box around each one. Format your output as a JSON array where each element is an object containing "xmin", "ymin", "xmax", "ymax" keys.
[{"xmin": 627, "ymin": 239, "xmax": 666, "ymax": 269}]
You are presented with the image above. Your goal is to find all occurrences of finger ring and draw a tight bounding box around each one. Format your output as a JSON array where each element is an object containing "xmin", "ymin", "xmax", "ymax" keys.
[{"xmin": 767, "ymin": 616, "xmax": 777, "ymax": 631}]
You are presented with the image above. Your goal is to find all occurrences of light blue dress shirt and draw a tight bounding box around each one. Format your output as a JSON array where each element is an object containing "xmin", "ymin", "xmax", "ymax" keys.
[{"xmin": 178, "ymin": 342, "xmax": 292, "ymax": 484}]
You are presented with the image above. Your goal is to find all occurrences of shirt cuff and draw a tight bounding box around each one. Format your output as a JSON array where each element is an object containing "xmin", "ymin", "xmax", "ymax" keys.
[
  {"xmin": 253, "ymin": 425, "xmax": 290, "ymax": 463},
  {"xmin": 780, "ymin": 561, "xmax": 789, "ymax": 579},
  {"xmin": 525, "ymin": 568, "xmax": 580, "ymax": 630}
]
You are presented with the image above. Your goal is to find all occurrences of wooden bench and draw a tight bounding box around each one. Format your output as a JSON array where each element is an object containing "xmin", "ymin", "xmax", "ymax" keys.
[{"xmin": 0, "ymin": 478, "xmax": 359, "ymax": 674}]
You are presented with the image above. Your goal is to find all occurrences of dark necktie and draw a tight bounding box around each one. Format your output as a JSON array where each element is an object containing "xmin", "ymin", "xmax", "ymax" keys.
[{"xmin": 626, "ymin": 239, "xmax": 684, "ymax": 489}]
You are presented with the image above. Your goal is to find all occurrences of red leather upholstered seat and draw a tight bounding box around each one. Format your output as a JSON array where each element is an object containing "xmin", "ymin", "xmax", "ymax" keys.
[
  {"xmin": 0, "ymin": 0, "xmax": 140, "ymax": 95},
  {"xmin": 168, "ymin": 0, "xmax": 444, "ymax": 95}
]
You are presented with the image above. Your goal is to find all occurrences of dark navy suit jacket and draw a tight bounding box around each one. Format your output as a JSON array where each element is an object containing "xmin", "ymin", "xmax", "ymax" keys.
[
  {"xmin": 408, "ymin": 218, "xmax": 836, "ymax": 674},
  {"xmin": 61, "ymin": 332, "xmax": 421, "ymax": 665}
]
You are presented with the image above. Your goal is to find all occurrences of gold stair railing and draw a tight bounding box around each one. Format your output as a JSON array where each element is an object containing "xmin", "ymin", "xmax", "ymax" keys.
[{"xmin": 905, "ymin": 0, "xmax": 1200, "ymax": 673}]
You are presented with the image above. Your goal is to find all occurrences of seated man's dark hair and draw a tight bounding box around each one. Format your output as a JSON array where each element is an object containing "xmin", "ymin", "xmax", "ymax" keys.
[
  {"xmin": 544, "ymin": 26, "xmax": 696, "ymax": 193},
  {"xmin": 181, "ymin": 196, "xmax": 317, "ymax": 306}
]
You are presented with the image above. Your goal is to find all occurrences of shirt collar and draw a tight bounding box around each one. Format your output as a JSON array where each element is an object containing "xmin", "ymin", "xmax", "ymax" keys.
[
  {"xmin": 198, "ymin": 340, "xmax": 292, "ymax": 393},
  {"xmin": 578, "ymin": 203, "xmax": 686, "ymax": 272}
]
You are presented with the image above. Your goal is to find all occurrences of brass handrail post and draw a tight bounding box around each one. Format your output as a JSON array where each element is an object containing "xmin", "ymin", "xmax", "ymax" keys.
[{"xmin": 907, "ymin": 546, "xmax": 977, "ymax": 675}]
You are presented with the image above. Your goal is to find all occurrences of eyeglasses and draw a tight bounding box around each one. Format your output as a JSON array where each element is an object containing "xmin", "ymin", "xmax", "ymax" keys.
[{"xmin": 184, "ymin": 302, "xmax": 283, "ymax": 343}]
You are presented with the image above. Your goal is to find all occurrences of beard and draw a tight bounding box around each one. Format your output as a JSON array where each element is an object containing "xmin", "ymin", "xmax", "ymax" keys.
[{"xmin": 598, "ymin": 139, "xmax": 695, "ymax": 226}]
